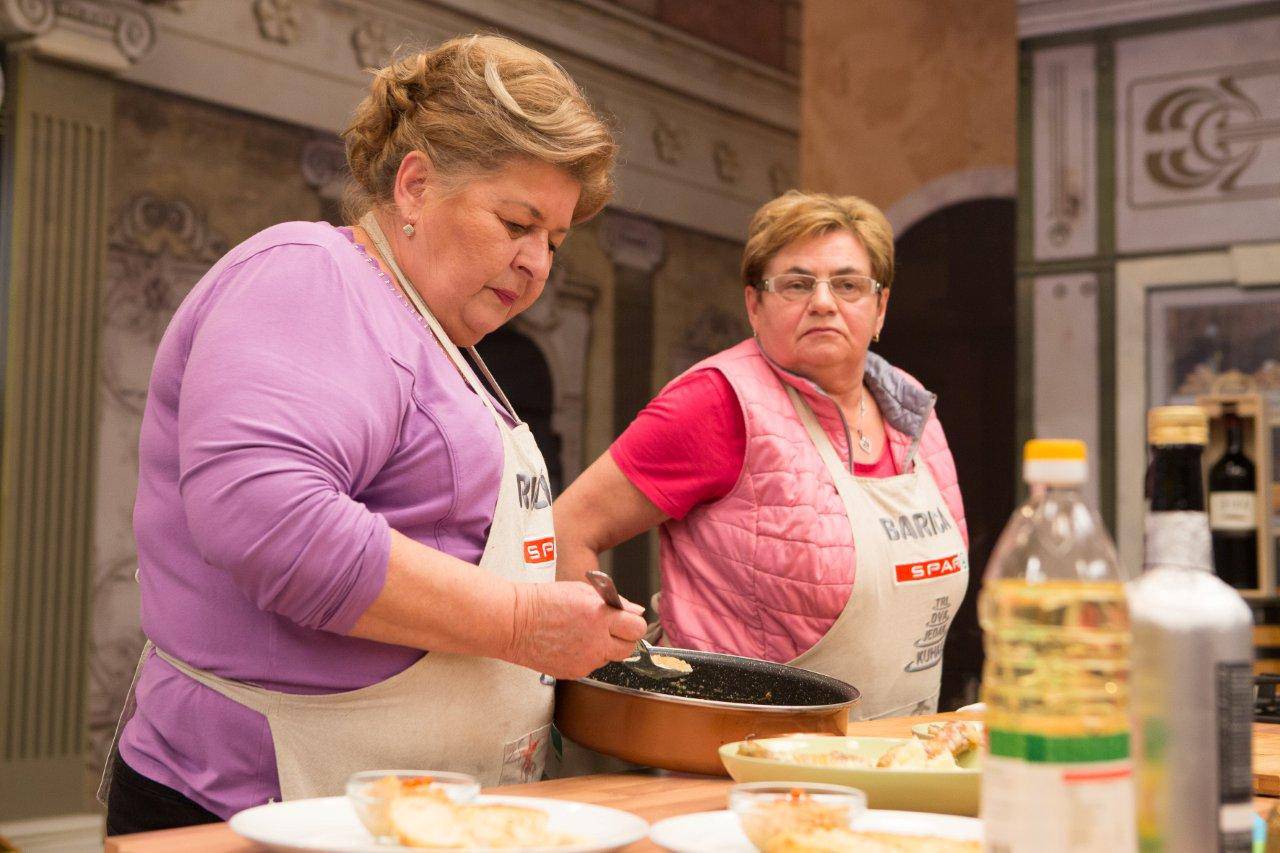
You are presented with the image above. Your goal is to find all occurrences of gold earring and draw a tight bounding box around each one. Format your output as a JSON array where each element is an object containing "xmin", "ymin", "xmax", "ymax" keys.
[
  {"xmin": 873, "ymin": 331, "xmax": 881, "ymax": 343},
  {"xmin": 402, "ymin": 223, "xmax": 415, "ymax": 237}
]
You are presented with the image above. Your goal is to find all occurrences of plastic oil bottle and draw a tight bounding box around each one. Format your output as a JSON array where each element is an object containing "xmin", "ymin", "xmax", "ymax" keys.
[
  {"xmin": 1130, "ymin": 406, "xmax": 1253, "ymax": 852},
  {"xmin": 980, "ymin": 440, "xmax": 1136, "ymax": 852}
]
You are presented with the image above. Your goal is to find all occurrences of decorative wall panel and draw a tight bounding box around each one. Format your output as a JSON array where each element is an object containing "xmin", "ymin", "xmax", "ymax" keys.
[
  {"xmin": 1033, "ymin": 273, "xmax": 1101, "ymax": 509},
  {"xmin": 1033, "ymin": 44, "xmax": 1097, "ymax": 260},
  {"xmin": 87, "ymin": 195, "xmax": 228, "ymax": 776},
  {"xmin": 0, "ymin": 56, "xmax": 112, "ymax": 820},
  {"xmin": 1116, "ymin": 15, "xmax": 1280, "ymax": 252}
]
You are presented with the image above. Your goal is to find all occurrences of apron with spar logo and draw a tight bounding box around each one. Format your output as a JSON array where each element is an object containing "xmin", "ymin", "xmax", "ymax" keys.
[
  {"xmin": 784, "ymin": 385, "xmax": 970, "ymax": 720},
  {"xmin": 99, "ymin": 214, "xmax": 560, "ymax": 804}
]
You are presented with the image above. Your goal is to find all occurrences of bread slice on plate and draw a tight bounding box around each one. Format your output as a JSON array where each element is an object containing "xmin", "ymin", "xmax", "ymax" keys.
[{"xmin": 389, "ymin": 796, "xmax": 570, "ymax": 849}]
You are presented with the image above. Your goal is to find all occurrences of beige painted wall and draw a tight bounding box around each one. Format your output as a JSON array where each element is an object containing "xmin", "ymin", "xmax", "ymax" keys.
[{"xmin": 801, "ymin": 0, "xmax": 1016, "ymax": 210}]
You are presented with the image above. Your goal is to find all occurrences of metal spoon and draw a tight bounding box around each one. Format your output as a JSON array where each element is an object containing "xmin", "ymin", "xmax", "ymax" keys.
[{"xmin": 585, "ymin": 571, "xmax": 692, "ymax": 681}]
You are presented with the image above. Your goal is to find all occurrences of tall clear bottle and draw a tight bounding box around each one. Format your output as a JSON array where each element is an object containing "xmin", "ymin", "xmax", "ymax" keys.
[
  {"xmin": 1131, "ymin": 406, "xmax": 1253, "ymax": 852},
  {"xmin": 980, "ymin": 440, "xmax": 1135, "ymax": 853}
]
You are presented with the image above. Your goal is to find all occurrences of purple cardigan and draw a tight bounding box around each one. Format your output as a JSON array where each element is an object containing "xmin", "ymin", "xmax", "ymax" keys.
[{"xmin": 119, "ymin": 222, "xmax": 507, "ymax": 817}]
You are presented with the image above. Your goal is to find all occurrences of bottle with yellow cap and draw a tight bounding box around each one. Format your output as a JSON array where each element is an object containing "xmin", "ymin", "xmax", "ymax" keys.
[
  {"xmin": 1131, "ymin": 406, "xmax": 1253, "ymax": 852},
  {"xmin": 979, "ymin": 439, "xmax": 1136, "ymax": 852}
]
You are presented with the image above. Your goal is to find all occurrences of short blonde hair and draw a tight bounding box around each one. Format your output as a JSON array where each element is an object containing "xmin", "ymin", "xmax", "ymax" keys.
[
  {"xmin": 343, "ymin": 35, "xmax": 617, "ymax": 223},
  {"xmin": 741, "ymin": 190, "xmax": 895, "ymax": 290}
]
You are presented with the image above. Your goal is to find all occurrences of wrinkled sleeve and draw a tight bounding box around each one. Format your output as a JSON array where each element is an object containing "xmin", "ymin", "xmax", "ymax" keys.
[{"xmin": 177, "ymin": 244, "xmax": 399, "ymax": 633}]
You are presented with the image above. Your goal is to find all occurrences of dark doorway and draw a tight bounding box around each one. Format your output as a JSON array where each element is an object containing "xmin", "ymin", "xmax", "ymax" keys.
[
  {"xmin": 876, "ymin": 198, "xmax": 1017, "ymax": 710},
  {"xmin": 473, "ymin": 327, "xmax": 563, "ymax": 494}
]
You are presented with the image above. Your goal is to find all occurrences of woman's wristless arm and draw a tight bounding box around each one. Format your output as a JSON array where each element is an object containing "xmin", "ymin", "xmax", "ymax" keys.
[
  {"xmin": 552, "ymin": 453, "xmax": 669, "ymax": 583},
  {"xmin": 346, "ymin": 530, "xmax": 519, "ymax": 659},
  {"xmin": 347, "ymin": 529, "xmax": 646, "ymax": 680}
]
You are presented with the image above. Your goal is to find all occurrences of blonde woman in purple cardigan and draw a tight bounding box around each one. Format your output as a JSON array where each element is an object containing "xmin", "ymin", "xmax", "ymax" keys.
[{"xmin": 103, "ymin": 36, "xmax": 645, "ymax": 833}]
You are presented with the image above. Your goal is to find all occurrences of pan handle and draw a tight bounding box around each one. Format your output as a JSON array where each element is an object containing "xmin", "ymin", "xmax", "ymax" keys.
[{"xmin": 585, "ymin": 570, "xmax": 623, "ymax": 609}]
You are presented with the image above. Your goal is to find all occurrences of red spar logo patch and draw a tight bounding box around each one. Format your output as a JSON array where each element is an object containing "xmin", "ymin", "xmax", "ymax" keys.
[
  {"xmin": 895, "ymin": 554, "xmax": 963, "ymax": 583},
  {"xmin": 524, "ymin": 537, "xmax": 556, "ymax": 565}
]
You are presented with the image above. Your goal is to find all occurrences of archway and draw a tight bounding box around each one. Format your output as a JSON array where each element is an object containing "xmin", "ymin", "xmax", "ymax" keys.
[
  {"xmin": 877, "ymin": 197, "xmax": 1017, "ymax": 710},
  {"xmin": 474, "ymin": 326, "xmax": 563, "ymax": 494}
]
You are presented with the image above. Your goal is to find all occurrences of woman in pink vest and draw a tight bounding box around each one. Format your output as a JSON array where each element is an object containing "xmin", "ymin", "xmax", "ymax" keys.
[{"xmin": 555, "ymin": 190, "xmax": 968, "ymax": 719}]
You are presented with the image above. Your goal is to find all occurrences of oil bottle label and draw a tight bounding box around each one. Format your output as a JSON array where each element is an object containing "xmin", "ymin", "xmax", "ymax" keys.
[
  {"xmin": 983, "ymin": 752, "xmax": 1136, "ymax": 852},
  {"xmin": 988, "ymin": 729, "xmax": 1129, "ymax": 762},
  {"xmin": 1217, "ymin": 662, "xmax": 1253, "ymax": 802}
]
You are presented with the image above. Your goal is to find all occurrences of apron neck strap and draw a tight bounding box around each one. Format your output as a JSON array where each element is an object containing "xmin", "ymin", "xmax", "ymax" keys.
[
  {"xmin": 359, "ymin": 213, "xmax": 521, "ymax": 423},
  {"xmin": 786, "ymin": 384, "xmax": 853, "ymax": 477}
]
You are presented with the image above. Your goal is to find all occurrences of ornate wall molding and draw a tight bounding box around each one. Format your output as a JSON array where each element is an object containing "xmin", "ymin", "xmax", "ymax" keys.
[
  {"xmin": 120, "ymin": 0, "xmax": 796, "ymax": 242},
  {"xmin": 1115, "ymin": 14, "xmax": 1280, "ymax": 252},
  {"xmin": 430, "ymin": 0, "xmax": 798, "ymax": 132},
  {"xmin": 0, "ymin": 0, "xmax": 57, "ymax": 37},
  {"xmin": 351, "ymin": 15, "xmax": 393, "ymax": 69},
  {"xmin": 712, "ymin": 141, "xmax": 741, "ymax": 185},
  {"xmin": 300, "ymin": 136, "xmax": 348, "ymax": 200},
  {"xmin": 882, "ymin": 166, "xmax": 1017, "ymax": 237},
  {"xmin": 0, "ymin": 0, "xmax": 157, "ymax": 71},
  {"xmin": 252, "ymin": 0, "xmax": 299, "ymax": 45},
  {"xmin": 1033, "ymin": 43, "xmax": 1097, "ymax": 260},
  {"xmin": 1018, "ymin": 0, "xmax": 1262, "ymax": 38},
  {"xmin": 598, "ymin": 210, "xmax": 665, "ymax": 273},
  {"xmin": 89, "ymin": 193, "xmax": 229, "ymax": 776}
]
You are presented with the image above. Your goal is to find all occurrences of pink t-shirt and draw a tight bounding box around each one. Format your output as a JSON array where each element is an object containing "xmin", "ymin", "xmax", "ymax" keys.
[{"xmin": 610, "ymin": 369, "xmax": 897, "ymax": 519}]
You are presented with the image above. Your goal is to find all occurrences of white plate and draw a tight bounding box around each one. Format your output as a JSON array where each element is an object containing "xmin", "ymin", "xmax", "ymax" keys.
[
  {"xmin": 229, "ymin": 794, "xmax": 649, "ymax": 852},
  {"xmin": 649, "ymin": 808, "xmax": 981, "ymax": 852}
]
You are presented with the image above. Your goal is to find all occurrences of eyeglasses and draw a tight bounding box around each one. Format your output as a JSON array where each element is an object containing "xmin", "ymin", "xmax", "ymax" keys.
[{"xmin": 758, "ymin": 273, "xmax": 883, "ymax": 303}]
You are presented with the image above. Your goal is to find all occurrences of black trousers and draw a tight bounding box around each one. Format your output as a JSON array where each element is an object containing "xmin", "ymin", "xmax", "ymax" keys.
[{"xmin": 104, "ymin": 750, "xmax": 222, "ymax": 836}]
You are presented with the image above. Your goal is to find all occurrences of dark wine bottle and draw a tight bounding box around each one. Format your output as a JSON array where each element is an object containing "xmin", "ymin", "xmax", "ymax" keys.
[{"xmin": 1208, "ymin": 411, "xmax": 1258, "ymax": 589}]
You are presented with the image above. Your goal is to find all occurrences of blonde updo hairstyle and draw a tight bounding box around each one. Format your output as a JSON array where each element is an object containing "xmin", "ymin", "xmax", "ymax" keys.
[
  {"xmin": 343, "ymin": 35, "xmax": 617, "ymax": 224},
  {"xmin": 741, "ymin": 190, "xmax": 895, "ymax": 292}
]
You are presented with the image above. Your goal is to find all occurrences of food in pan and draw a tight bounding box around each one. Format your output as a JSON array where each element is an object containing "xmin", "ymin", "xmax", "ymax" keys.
[
  {"xmin": 389, "ymin": 795, "xmax": 580, "ymax": 849},
  {"xmin": 648, "ymin": 652, "xmax": 694, "ymax": 674},
  {"xmin": 761, "ymin": 827, "xmax": 980, "ymax": 851}
]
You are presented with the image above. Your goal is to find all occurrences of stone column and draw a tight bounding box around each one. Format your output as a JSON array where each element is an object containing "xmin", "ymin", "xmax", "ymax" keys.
[
  {"xmin": 597, "ymin": 211, "xmax": 665, "ymax": 610},
  {"xmin": 0, "ymin": 0, "xmax": 155, "ymax": 822}
]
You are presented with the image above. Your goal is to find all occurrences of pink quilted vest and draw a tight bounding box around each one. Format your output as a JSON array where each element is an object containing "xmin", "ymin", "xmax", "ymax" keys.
[{"xmin": 657, "ymin": 339, "xmax": 968, "ymax": 662}]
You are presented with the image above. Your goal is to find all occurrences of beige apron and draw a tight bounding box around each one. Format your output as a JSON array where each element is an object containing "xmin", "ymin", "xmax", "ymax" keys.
[
  {"xmin": 100, "ymin": 215, "xmax": 558, "ymax": 803},
  {"xmin": 783, "ymin": 385, "xmax": 969, "ymax": 720}
]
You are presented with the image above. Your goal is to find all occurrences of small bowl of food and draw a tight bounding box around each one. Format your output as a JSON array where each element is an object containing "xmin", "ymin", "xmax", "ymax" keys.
[
  {"xmin": 728, "ymin": 781, "xmax": 866, "ymax": 850},
  {"xmin": 346, "ymin": 770, "xmax": 480, "ymax": 843}
]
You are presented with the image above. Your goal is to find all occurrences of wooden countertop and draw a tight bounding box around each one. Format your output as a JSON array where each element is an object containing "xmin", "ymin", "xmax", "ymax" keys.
[{"xmin": 104, "ymin": 713, "xmax": 1280, "ymax": 851}]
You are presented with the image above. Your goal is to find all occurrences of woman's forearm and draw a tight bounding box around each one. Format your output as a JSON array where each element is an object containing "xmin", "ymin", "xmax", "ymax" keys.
[
  {"xmin": 347, "ymin": 529, "xmax": 517, "ymax": 659},
  {"xmin": 346, "ymin": 528, "xmax": 649, "ymax": 679},
  {"xmin": 553, "ymin": 452, "xmax": 668, "ymax": 582}
]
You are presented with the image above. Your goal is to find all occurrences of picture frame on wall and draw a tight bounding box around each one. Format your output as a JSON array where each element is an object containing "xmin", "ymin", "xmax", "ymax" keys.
[
  {"xmin": 1115, "ymin": 243, "xmax": 1280, "ymax": 574},
  {"xmin": 1147, "ymin": 284, "xmax": 1280, "ymax": 408}
]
